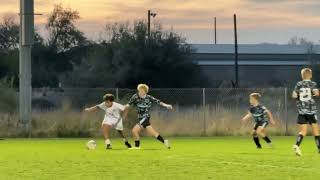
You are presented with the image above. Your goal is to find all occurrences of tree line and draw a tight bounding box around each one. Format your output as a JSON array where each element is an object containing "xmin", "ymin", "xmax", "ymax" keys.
[{"xmin": 0, "ymin": 4, "xmax": 208, "ymax": 89}]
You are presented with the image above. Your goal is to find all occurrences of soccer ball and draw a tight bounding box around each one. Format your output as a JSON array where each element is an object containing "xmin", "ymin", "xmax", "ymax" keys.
[{"xmin": 86, "ymin": 140, "xmax": 97, "ymax": 150}]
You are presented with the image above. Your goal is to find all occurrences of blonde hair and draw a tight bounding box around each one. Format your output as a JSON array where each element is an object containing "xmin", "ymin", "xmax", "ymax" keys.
[
  {"xmin": 301, "ymin": 68, "xmax": 312, "ymax": 80},
  {"xmin": 250, "ymin": 93, "xmax": 261, "ymax": 101},
  {"xmin": 137, "ymin": 84, "xmax": 149, "ymax": 93}
]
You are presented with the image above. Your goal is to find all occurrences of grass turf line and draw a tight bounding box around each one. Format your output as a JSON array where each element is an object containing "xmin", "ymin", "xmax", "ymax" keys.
[{"xmin": 0, "ymin": 137, "xmax": 319, "ymax": 180}]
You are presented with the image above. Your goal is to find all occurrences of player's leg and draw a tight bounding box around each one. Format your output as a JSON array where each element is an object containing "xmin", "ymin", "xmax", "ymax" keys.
[
  {"xmin": 256, "ymin": 123, "xmax": 272, "ymax": 147},
  {"xmin": 252, "ymin": 129, "xmax": 262, "ymax": 149},
  {"xmin": 252, "ymin": 124, "xmax": 262, "ymax": 149},
  {"xmin": 293, "ymin": 115, "xmax": 308, "ymax": 156},
  {"xmin": 311, "ymin": 123, "xmax": 320, "ymax": 153},
  {"xmin": 117, "ymin": 130, "xmax": 132, "ymax": 148},
  {"xmin": 131, "ymin": 117, "xmax": 150, "ymax": 149},
  {"xmin": 293, "ymin": 124, "xmax": 307, "ymax": 156},
  {"xmin": 114, "ymin": 120, "xmax": 132, "ymax": 148},
  {"xmin": 308, "ymin": 114, "xmax": 320, "ymax": 153},
  {"xmin": 132, "ymin": 124, "xmax": 142, "ymax": 148},
  {"xmin": 146, "ymin": 126, "xmax": 170, "ymax": 149},
  {"xmin": 102, "ymin": 123, "xmax": 112, "ymax": 149},
  {"xmin": 296, "ymin": 124, "xmax": 308, "ymax": 146}
]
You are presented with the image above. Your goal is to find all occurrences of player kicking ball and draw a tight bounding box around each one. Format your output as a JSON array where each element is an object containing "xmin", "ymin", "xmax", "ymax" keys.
[
  {"xmin": 84, "ymin": 93, "xmax": 132, "ymax": 149},
  {"xmin": 292, "ymin": 68, "xmax": 320, "ymax": 156},
  {"xmin": 241, "ymin": 93, "xmax": 276, "ymax": 149},
  {"xmin": 125, "ymin": 84, "xmax": 173, "ymax": 149}
]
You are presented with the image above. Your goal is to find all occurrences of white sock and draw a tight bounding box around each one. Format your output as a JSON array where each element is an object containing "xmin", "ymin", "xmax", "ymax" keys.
[{"xmin": 105, "ymin": 139, "xmax": 111, "ymax": 145}]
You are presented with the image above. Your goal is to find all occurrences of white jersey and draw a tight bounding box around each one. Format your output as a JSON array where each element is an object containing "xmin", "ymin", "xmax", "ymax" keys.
[{"xmin": 97, "ymin": 102, "xmax": 125, "ymax": 130}]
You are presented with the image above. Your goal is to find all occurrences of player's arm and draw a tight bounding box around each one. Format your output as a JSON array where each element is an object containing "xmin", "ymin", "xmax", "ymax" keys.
[
  {"xmin": 123, "ymin": 94, "xmax": 137, "ymax": 118},
  {"xmin": 292, "ymin": 91, "xmax": 298, "ymax": 99},
  {"xmin": 266, "ymin": 109, "xmax": 276, "ymax": 125},
  {"xmin": 292, "ymin": 83, "xmax": 299, "ymax": 99},
  {"xmin": 241, "ymin": 111, "xmax": 251, "ymax": 123},
  {"xmin": 125, "ymin": 94, "xmax": 136, "ymax": 108},
  {"xmin": 312, "ymin": 82, "xmax": 319, "ymax": 96},
  {"xmin": 150, "ymin": 95, "xmax": 173, "ymax": 110},
  {"xmin": 160, "ymin": 102, "xmax": 173, "ymax": 110},
  {"xmin": 84, "ymin": 105, "xmax": 98, "ymax": 112},
  {"xmin": 121, "ymin": 105, "xmax": 129, "ymax": 120},
  {"xmin": 313, "ymin": 89, "xmax": 319, "ymax": 96}
]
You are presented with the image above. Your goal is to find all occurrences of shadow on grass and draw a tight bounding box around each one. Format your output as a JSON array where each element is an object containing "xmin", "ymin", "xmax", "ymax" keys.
[{"xmin": 103, "ymin": 148, "xmax": 161, "ymax": 151}]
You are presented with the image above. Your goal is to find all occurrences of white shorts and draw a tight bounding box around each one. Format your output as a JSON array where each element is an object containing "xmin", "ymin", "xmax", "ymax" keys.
[{"xmin": 102, "ymin": 118, "xmax": 123, "ymax": 131}]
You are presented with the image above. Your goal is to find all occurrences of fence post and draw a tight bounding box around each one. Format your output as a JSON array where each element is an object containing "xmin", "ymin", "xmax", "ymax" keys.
[
  {"xmin": 284, "ymin": 87, "xmax": 288, "ymax": 135},
  {"xmin": 116, "ymin": 88, "xmax": 119, "ymax": 101},
  {"xmin": 202, "ymin": 88, "xmax": 207, "ymax": 136}
]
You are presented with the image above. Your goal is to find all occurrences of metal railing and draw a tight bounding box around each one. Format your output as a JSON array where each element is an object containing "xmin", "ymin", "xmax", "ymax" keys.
[{"xmin": 0, "ymin": 88, "xmax": 304, "ymax": 137}]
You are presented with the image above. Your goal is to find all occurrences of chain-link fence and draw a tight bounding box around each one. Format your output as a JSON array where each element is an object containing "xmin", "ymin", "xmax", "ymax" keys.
[{"xmin": 0, "ymin": 88, "xmax": 311, "ymax": 137}]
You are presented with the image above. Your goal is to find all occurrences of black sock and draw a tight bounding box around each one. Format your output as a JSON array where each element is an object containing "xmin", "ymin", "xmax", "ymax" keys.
[
  {"xmin": 125, "ymin": 141, "xmax": 132, "ymax": 148},
  {"xmin": 253, "ymin": 136, "xmax": 262, "ymax": 148},
  {"xmin": 296, "ymin": 134, "xmax": 304, "ymax": 146},
  {"xmin": 315, "ymin": 136, "xmax": 320, "ymax": 150},
  {"xmin": 156, "ymin": 135, "xmax": 165, "ymax": 143},
  {"xmin": 135, "ymin": 140, "xmax": 140, "ymax": 147},
  {"xmin": 263, "ymin": 136, "xmax": 272, "ymax": 143}
]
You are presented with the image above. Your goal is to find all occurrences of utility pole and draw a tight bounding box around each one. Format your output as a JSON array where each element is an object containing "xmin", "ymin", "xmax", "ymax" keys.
[
  {"xmin": 233, "ymin": 14, "xmax": 239, "ymax": 88},
  {"xmin": 147, "ymin": 10, "xmax": 156, "ymax": 39},
  {"xmin": 148, "ymin": 10, "xmax": 151, "ymax": 39},
  {"xmin": 19, "ymin": 0, "xmax": 34, "ymax": 135},
  {"xmin": 214, "ymin": 17, "xmax": 217, "ymax": 44}
]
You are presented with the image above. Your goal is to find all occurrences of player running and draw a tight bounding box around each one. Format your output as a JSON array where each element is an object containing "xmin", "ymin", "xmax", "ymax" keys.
[
  {"xmin": 84, "ymin": 93, "xmax": 132, "ymax": 149},
  {"xmin": 292, "ymin": 68, "xmax": 320, "ymax": 156},
  {"xmin": 241, "ymin": 93, "xmax": 276, "ymax": 149},
  {"xmin": 125, "ymin": 84, "xmax": 173, "ymax": 149}
]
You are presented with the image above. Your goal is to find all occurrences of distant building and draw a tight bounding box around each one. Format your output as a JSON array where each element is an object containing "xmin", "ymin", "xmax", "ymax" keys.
[{"xmin": 191, "ymin": 44, "xmax": 320, "ymax": 87}]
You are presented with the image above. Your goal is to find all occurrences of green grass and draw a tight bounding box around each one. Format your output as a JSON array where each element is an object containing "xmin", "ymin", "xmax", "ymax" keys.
[{"xmin": 0, "ymin": 137, "xmax": 320, "ymax": 180}]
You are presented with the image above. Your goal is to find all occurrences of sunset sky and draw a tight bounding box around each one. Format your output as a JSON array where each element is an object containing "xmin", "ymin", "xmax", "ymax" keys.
[{"xmin": 1, "ymin": 0, "xmax": 320, "ymax": 44}]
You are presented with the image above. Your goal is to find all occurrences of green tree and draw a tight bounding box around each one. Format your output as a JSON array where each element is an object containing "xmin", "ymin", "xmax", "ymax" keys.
[
  {"xmin": 32, "ymin": 4, "xmax": 92, "ymax": 87},
  {"xmin": 0, "ymin": 15, "xmax": 48, "ymax": 87},
  {"xmin": 47, "ymin": 4, "xmax": 88, "ymax": 53},
  {"xmin": 0, "ymin": 16, "xmax": 19, "ymax": 50},
  {"xmin": 64, "ymin": 21, "xmax": 208, "ymax": 88}
]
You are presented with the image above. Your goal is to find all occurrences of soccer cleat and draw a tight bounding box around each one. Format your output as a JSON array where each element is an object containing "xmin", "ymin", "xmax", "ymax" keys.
[
  {"xmin": 106, "ymin": 144, "xmax": 112, "ymax": 150},
  {"xmin": 267, "ymin": 143, "xmax": 273, "ymax": 149},
  {"xmin": 129, "ymin": 147, "xmax": 141, "ymax": 150},
  {"xmin": 293, "ymin": 145, "xmax": 302, "ymax": 156},
  {"xmin": 164, "ymin": 140, "xmax": 171, "ymax": 149}
]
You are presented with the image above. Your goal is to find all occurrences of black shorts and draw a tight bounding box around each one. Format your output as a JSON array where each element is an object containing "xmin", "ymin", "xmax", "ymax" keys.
[
  {"xmin": 297, "ymin": 114, "xmax": 317, "ymax": 125},
  {"xmin": 138, "ymin": 116, "xmax": 151, "ymax": 128},
  {"xmin": 253, "ymin": 121, "xmax": 269, "ymax": 130}
]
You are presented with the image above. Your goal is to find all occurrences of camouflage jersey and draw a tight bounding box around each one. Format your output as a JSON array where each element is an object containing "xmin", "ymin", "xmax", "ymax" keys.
[
  {"xmin": 249, "ymin": 104, "xmax": 268, "ymax": 123},
  {"xmin": 294, "ymin": 80, "xmax": 318, "ymax": 115},
  {"xmin": 128, "ymin": 93, "xmax": 161, "ymax": 118}
]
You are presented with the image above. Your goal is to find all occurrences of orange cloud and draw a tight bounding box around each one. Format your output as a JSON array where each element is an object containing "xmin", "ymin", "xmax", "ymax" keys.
[{"xmin": 1, "ymin": 0, "xmax": 320, "ymax": 43}]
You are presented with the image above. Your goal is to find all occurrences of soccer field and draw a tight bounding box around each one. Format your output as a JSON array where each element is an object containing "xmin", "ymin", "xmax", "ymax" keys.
[{"xmin": 0, "ymin": 137, "xmax": 319, "ymax": 180}]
